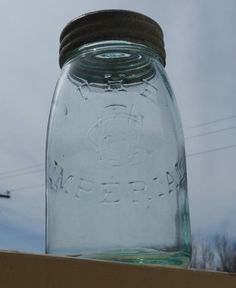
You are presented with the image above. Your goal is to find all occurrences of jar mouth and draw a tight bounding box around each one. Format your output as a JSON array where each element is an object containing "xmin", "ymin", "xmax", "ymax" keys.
[
  {"xmin": 65, "ymin": 41, "xmax": 157, "ymax": 84},
  {"xmin": 95, "ymin": 51, "xmax": 132, "ymax": 59},
  {"xmin": 59, "ymin": 10, "xmax": 166, "ymax": 68}
]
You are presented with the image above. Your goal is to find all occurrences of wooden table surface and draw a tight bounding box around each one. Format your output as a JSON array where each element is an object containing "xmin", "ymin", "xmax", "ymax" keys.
[{"xmin": 0, "ymin": 251, "xmax": 236, "ymax": 288}]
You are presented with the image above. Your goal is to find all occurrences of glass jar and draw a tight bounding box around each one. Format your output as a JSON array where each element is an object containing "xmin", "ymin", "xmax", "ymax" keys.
[{"xmin": 46, "ymin": 10, "xmax": 191, "ymax": 266}]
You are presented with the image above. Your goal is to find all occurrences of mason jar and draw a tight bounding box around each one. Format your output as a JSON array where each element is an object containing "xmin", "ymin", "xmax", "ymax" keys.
[{"xmin": 46, "ymin": 10, "xmax": 191, "ymax": 266}]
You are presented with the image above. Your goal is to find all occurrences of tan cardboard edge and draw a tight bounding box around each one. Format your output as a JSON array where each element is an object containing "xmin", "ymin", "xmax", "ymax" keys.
[{"xmin": 0, "ymin": 250, "xmax": 235, "ymax": 288}]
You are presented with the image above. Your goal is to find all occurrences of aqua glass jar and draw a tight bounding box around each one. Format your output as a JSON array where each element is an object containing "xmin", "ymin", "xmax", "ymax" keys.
[{"xmin": 46, "ymin": 10, "xmax": 191, "ymax": 266}]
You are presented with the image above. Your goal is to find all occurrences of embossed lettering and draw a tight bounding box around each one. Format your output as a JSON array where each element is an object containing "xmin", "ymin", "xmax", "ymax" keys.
[
  {"xmin": 101, "ymin": 182, "xmax": 120, "ymax": 204},
  {"xmin": 128, "ymin": 181, "xmax": 147, "ymax": 204},
  {"xmin": 175, "ymin": 161, "xmax": 186, "ymax": 189},
  {"xmin": 166, "ymin": 171, "xmax": 175, "ymax": 194},
  {"xmin": 75, "ymin": 178, "xmax": 93, "ymax": 199},
  {"xmin": 48, "ymin": 160, "xmax": 185, "ymax": 203},
  {"xmin": 140, "ymin": 79, "xmax": 158, "ymax": 104},
  {"xmin": 105, "ymin": 79, "xmax": 127, "ymax": 92},
  {"xmin": 49, "ymin": 161, "xmax": 73, "ymax": 193},
  {"xmin": 76, "ymin": 81, "xmax": 90, "ymax": 101}
]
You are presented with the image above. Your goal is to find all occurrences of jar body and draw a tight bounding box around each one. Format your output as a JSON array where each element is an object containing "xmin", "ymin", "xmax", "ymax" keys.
[{"xmin": 46, "ymin": 41, "xmax": 191, "ymax": 266}]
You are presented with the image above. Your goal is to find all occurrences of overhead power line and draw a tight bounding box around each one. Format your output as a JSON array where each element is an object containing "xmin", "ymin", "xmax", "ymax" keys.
[
  {"xmin": 0, "ymin": 163, "xmax": 43, "ymax": 176},
  {"xmin": 186, "ymin": 115, "xmax": 236, "ymax": 130},
  {"xmin": 185, "ymin": 125, "xmax": 236, "ymax": 140},
  {"xmin": 0, "ymin": 168, "xmax": 44, "ymax": 180},
  {"xmin": 10, "ymin": 183, "xmax": 44, "ymax": 192},
  {"xmin": 0, "ymin": 116, "xmax": 236, "ymax": 180},
  {"xmin": 187, "ymin": 143, "xmax": 236, "ymax": 158},
  {"xmin": 0, "ymin": 184, "xmax": 44, "ymax": 199},
  {"xmin": 2, "ymin": 145, "xmax": 236, "ymax": 195}
]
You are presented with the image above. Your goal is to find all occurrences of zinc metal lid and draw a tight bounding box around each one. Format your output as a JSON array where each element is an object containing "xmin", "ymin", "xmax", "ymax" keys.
[{"xmin": 59, "ymin": 10, "xmax": 166, "ymax": 68}]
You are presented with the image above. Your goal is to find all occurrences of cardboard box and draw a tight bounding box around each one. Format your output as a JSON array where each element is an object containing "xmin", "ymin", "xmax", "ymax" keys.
[{"xmin": 0, "ymin": 250, "xmax": 235, "ymax": 287}]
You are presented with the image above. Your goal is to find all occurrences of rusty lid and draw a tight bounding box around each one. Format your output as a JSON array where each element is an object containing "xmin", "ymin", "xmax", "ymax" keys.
[{"xmin": 59, "ymin": 10, "xmax": 166, "ymax": 68}]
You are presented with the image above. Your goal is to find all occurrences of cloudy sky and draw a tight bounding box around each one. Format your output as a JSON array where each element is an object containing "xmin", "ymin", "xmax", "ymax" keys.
[{"xmin": 0, "ymin": 0, "xmax": 236, "ymax": 253}]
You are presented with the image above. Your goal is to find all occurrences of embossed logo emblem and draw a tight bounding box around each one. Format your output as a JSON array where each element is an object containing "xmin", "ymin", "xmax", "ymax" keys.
[{"xmin": 88, "ymin": 104, "xmax": 144, "ymax": 166}]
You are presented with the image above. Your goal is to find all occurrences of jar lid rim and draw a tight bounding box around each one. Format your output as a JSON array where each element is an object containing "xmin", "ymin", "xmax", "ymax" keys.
[{"xmin": 59, "ymin": 10, "xmax": 166, "ymax": 68}]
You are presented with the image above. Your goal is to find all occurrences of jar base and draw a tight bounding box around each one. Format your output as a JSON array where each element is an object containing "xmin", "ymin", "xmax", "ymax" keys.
[{"xmin": 71, "ymin": 248, "xmax": 190, "ymax": 267}]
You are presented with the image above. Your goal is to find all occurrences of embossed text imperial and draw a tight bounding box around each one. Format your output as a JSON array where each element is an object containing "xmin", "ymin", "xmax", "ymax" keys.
[{"xmin": 46, "ymin": 10, "xmax": 191, "ymax": 266}]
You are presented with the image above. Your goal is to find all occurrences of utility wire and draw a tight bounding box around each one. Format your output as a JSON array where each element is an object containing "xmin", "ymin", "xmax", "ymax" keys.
[
  {"xmin": 0, "ymin": 168, "xmax": 44, "ymax": 180},
  {"xmin": 0, "ymin": 163, "xmax": 43, "ymax": 176},
  {"xmin": 187, "ymin": 143, "xmax": 236, "ymax": 158},
  {"xmin": 0, "ymin": 141, "xmax": 236, "ymax": 180},
  {"xmin": 2, "ymin": 144, "xmax": 236, "ymax": 195},
  {"xmin": 0, "ymin": 142, "xmax": 235, "ymax": 180},
  {"xmin": 186, "ymin": 115, "xmax": 236, "ymax": 130},
  {"xmin": 1, "ymin": 184, "xmax": 44, "ymax": 199},
  {"xmin": 185, "ymin": 125, "xmax": 236, "ymax": 140},
  {"xmin": 11, "ymin": 183, "xmax": 44, "ymax": 192},
  {"xmin": 0, "ymin": 116, "xmax": 236, "ymax": 180}
]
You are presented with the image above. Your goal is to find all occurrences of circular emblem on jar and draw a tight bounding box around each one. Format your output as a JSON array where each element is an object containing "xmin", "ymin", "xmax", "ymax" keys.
[{"xmin": 88, "ymin": 104, "xmax": 144, "ymax": 167}]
